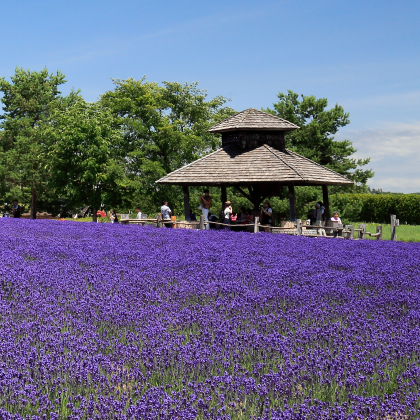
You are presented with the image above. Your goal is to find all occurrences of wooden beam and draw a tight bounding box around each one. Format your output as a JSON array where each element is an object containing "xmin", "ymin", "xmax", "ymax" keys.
[
  {"xmin": 322, "ymin": 185, "xmax": 330, "ymax": 221},
  {"xmin": 288, "ymin": 185, "xmax": 296, "ymax": 221},
  {"xmin": 235, "ymin": 186, "xmax": 253, "ymax": 203},
  {"xmin": 221, "ymin": 185, "xmax": 227, "ymax": 207},
  {"xmin": 183, "ymin": 185, "xmax": 191, "ymax": 221}
]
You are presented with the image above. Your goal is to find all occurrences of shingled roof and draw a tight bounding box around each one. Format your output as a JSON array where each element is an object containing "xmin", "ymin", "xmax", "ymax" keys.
[
  {"xmin": 207, "ymin": 108, "xmax": 299, "ymax": 133},
  {"xmin": 156, "ymin": 145, "xmax": 353, "ymax": 186}
]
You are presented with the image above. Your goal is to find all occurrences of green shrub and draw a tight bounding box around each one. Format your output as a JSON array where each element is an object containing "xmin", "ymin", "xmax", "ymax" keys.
[{"xmin": 335, "ymin": 194, "xmax": 420, "ymax": 225}]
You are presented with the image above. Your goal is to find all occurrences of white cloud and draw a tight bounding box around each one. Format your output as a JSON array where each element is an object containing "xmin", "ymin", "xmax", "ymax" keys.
[
  {"xmin": 350, "ymin": 122, "xmax": 420, "ymax": 161},
  {"xmin": 344, "ymin": 91, "xmax": 420, "ymax": 109},
  {"xmin": 336, "ymin": 122, "xmax": 420, "ymax": 193}
]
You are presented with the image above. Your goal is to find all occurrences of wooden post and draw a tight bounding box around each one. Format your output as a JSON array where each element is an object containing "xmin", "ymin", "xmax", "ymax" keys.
[
  {"xmin": 345, "ymin": 225, "xmax": 354, "ymax": 239},
  {"xmin": 288, "ymin": 185, "xmax": 296, "ymax": 222},
  {"xmin": 296, "ymin": 219, "xmax": 302, "ymax": 236},
  {"xmin": 322, "ymin": 185, "xmax": 330, "ymax": 221},
  {"xmin": 221, "ymin": 185, "xmax": 227, "ymax": 208},
  {"xmin": 376, "ymin": 225, "xmax": 383, "ymax": 240},
  {"xmin": 156, "ymin": 213, "xmax": 163, "ymax": 228},
  {"xmin": 358, "ymin": 223, "xmax": 366, "ymax": 239},
  {"xmin": 183, "ymin": 185, "xmax": 191, "ymax": 221},
  {"xmin": 254, "ymin": 216, "xmax": 259, "ymax": 233},
  {"xmin": 199, "ymin": 214, "xmax": 205, "ymax": 230},
  {"xmin": 390, "ymin": 215, "xmax": 399, "ymax": 241}
]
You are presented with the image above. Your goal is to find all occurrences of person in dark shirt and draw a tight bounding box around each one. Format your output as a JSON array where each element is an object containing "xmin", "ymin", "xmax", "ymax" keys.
[{"xmin": 12, "ymin": 200, "xmax": 21, "ymax": 218}]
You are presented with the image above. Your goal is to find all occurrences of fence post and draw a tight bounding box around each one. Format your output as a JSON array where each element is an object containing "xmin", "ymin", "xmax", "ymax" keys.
[
  {"xmin": 376, "ymin": 225, "xmax": 383, "ymax": 240},
  {"xmin": 345, "ymin": 225, "xmax": 354, "ymax": 239},
  {"xmin": 390, "ymin": 215, "xmax": 399, "ymax": 241},
  {"xmin": 199, "ymin": 215, "xmax": 205, "ymax": 230},
  {"xmin": 296, "ymin": 219, "xmax": 302, "ymax": 236},
  {"xmin": 156, "ymin": 213, "xmax": 162, "ymax": 228},
  {"xmin": 358, "ymin": 223, "xmax": 366, "ymax": 239},
  {"xmin": 254, "ymin": 217, "xmax": 259, "ymax": 233}
]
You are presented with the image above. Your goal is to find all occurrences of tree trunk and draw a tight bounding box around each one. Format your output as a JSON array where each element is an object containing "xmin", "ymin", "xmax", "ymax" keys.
[
  {"xmin": 92, "ymin": 208, "xmax": 98, "ymax": 223},
  {"xmin": 30, "ymin": 191, "xmax": 37, "ymax": 219}
]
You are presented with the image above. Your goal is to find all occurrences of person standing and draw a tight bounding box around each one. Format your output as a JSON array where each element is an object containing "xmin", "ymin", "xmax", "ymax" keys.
[
  {"xmin": 314, "ymin": 203, "xmax": 325, "ymax": 236},
  {"xmin": 314, "ymin": 203, "xmax": 323, "ymax": 226},
  {"xmin": 260, "ymin": 201, "xmax": 273, "ymax": 225},
  {"xmin": 223, "ymin": 201, "xmax": 232, "ymax": 228},
  {"xmin": 136, "ymin": 207, "xmax": 142, "ymax": 219},
  {"xmin": 12, "ymin": 200, "xmax": 21, "ymax": 218},
  {"xmin": 199, "ymin": 189, "xmax": 212, "ymax": 230},
  {"xmin": 161, "ymin": 200, "xmax": 172, "ymax": 228},
  {"xmin": 110, "ymin": 209, "xmax": 119, "ymax": 223},
  {"xmin": 317, "ymin": 201, "xmax": 326, "ymax": 221}
]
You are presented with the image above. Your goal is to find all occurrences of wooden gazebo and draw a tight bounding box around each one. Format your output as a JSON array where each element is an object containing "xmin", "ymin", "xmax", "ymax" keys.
[{"xmin": 156, "ymin": 108, "xmax": 353, "ymax": 221}]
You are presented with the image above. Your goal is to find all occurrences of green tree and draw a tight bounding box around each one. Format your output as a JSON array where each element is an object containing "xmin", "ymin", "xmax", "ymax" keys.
[
  {"xmin": 100, "ymin": 77, "xmax": 235, "ymax": 214},
  {"xmin": 265, "ymin": 90, "xmax": 374, "ymax": 187},
  {"xmin": 0, "ymin": 67, "xmax": 77, "ymax": 217},
  {"xmin": 43, "ymin": 100, "xmax": 130, "ymax": 222}
]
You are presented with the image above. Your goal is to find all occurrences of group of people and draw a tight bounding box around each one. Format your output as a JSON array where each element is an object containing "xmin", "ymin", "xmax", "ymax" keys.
[
  {"xmin": 198, "ymin": 190, "xmax": 274, "ymax": 228},
  {"xmin": 1, "ymin": 200, "xmax": 22, "ymax": 218},
  {"xmin": 307, "ymin": 201, "xmax": 342, "ymax": 226},
  {"xmin": 159, "ymin": 192, "xmax": 343, "ymax": 231},
  {"xmin": 8, "ymin": 197, "xmax": 343, "ymax": 230},
  {"xmin": 157, "ymin": 191, "xmax": 274, "ymax": 230}
]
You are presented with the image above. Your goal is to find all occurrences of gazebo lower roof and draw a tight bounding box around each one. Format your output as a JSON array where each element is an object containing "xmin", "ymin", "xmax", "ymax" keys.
[{"xmin": 156, "ymin": 144, "xmax": 353, "ymax": 186}]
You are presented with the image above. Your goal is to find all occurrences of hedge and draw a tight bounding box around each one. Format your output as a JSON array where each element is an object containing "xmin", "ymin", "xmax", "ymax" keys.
[{"xmin": 336, "ymin": 194, "xmax": 420, "ymax": 225}]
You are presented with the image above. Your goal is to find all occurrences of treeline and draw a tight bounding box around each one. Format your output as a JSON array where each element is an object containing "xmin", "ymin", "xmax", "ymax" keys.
[
  {"xmin": 0, "ymin": 67, "xmax": 374, "ymax": 219},
  {"xmin": 334, "ymin": 194, "xmax": 420, "ymax": 225}
]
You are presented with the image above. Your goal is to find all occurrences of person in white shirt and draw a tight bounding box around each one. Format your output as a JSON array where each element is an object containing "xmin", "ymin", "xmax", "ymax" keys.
[
  {"xmin": 331, "ymin": 211, "xmax": 342, "ymax": 237},
  {"xmin": 136, "ymin": 207, "xmax": 142, "ymax": 219},
  {"xmin": 223, "ymin": 201, "xmax": 232, "ymax": 227},
  {"xmin": 161, "ymin": 201, "xmax": 172, "ymax": 228},
  {"xmin": 331, "ymin": 211, "xmax": 342, "ymax": 224}
]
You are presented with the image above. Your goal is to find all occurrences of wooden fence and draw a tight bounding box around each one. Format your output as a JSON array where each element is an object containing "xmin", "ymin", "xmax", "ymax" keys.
[{"xmin": 120, "ymin": 214, "xmax": 401, "ymax": 241}]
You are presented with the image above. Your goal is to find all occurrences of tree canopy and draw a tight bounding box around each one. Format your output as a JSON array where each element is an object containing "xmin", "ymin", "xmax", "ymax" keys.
[
  {"xmin": 43, "ymin": 99, "xmax": 129, "ymax": 221},
  {"xmin": 100, "ymin": 77, "xmax": 235, "ymax": 212},
  {"xmin": 265, "ymin": 90, "xmax": 373, "ymax": 188},
  {"xmin": 0, "ymin": 67, "xmax": 78, "ymax": 216}
]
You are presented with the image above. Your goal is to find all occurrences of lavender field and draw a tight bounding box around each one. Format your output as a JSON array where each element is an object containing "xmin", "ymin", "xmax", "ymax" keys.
[{"xmin": 0, "ymin": 220, "xmax": 419, "ymax": 419}]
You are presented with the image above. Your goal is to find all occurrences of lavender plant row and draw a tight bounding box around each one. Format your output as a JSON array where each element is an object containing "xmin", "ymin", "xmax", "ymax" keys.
[{"xmin": 0, "ymin": 220, "xmax": 419, "ymax": 419}]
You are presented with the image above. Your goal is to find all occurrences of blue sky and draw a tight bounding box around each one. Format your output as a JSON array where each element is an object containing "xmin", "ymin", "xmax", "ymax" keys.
[{"xmin": 1, "ymin": 0, "xmax": 419, "ymax": 192}]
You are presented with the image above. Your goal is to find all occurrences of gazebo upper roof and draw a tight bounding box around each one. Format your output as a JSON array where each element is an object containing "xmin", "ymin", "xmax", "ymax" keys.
[{"xmin": 208, "ymin": 108, "xmax": 299, "ymax": 133}]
